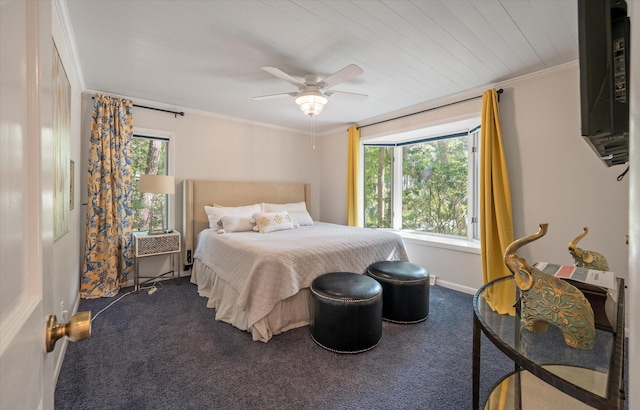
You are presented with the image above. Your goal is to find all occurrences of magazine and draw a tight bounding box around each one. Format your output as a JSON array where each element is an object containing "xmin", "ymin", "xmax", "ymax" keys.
[{"xmin": 534, "ymin": 262, "xmax": 616, "ymax": 290}]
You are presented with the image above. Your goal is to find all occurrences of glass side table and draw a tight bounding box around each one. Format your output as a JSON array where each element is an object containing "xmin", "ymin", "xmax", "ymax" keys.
[{"xmin": 473, "ymin": 275, "xmax": 625, "ymax": 409}]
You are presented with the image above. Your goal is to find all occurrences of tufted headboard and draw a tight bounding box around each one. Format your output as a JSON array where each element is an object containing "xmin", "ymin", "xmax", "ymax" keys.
[{"xmin": 181, "ymin": 179, "xmax": 311, "ymax": 266}]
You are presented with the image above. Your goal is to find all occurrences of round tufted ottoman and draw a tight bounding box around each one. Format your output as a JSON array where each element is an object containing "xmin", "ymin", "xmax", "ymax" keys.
[
  {"xmin": 309, "ymin": 272, "xmax": 383, "ymax": 353},
  {"xmin": 367, "ymin": 261, "xmax": 430, "ymax": 323}
]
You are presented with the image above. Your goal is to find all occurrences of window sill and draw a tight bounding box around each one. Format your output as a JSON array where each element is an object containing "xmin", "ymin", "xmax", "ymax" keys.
[{"xmin": 394, "ymin": 230, "xmax": 481, "ymax": 255}]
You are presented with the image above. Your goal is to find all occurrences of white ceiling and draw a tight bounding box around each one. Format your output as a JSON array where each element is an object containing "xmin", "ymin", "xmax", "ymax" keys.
[{"xmin": 63, "ymin": 0, "xmax": 579, "ymax": 134}]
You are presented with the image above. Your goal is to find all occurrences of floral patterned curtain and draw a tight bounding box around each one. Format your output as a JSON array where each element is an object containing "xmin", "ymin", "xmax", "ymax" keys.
[{"xmin": 80, "ymin": 95, "xmax": 134, "ymax": 299}]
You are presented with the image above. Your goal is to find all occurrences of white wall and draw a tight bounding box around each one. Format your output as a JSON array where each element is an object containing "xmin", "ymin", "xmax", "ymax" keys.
[
  {"xmin": 317, "ymin": 129, "xmax": 348, "ymax": 224},
  {"xmin": 51, "ymin": 1, "xmax": 83, "ymax": 388},
  {"xmin": 317, "ymin": 63, "xmax": 630, "ymax": 295},
  {"xmin": 500, "ymin": 64, "xmax": 628, "ymax": 274},
  {"xmin": 129, "ymin": 108, "xmax": 320, "ymax": 232}
]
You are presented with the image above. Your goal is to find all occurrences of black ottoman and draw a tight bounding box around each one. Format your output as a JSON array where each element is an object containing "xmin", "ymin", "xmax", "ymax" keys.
[
  {"xmin": 367, "ymin": 261, "xmax": 429, "ymax": 323},
  {"xmin": 309, "ymin": 272, "xmax": 383, "ymax": 353}
]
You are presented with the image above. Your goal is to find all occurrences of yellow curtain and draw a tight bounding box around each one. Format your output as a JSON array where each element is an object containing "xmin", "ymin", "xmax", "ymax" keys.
[
  {"xmin": 346, "ymin": 126, "xmax": 360, "ymax": 226},
  {"xmin": 480, "ymin": 89, "xmax": 515, "ymax": 315},
  {"xmin": 80, "ymin": 95, "xmax": 134, "ymax": 299}
]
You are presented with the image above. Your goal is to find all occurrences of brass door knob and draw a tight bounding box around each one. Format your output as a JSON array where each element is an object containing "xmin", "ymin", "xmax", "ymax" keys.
[{"xmin": 46, "ymin": 311, "xmax": 92, "ymax": 352}]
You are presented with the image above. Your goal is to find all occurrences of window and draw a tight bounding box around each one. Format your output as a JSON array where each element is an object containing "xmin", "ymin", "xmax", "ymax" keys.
[
  {"xmin": 363, "ymin": 119, "xmax": 481, "ymax": 241},
  {"xmin": 132, "ymin": 132, "xmax": 171, "ymax": 232}
]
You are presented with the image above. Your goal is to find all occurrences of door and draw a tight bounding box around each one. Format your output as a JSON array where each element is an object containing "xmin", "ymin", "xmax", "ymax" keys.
[{"xmin": 0, "ymin": 1, "xmax": 54, "ymax": 409}]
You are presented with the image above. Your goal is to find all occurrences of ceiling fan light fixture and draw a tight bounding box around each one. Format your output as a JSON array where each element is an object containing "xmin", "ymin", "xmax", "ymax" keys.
[{"xmin": 295, "ymin": 91, "xmax": 328, "ymax": 116}]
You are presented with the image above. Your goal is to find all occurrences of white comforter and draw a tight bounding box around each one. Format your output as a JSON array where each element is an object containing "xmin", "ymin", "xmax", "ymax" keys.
[{"xmin": 193, "ymin": 222, "xmax": 408, "ymax": 330}]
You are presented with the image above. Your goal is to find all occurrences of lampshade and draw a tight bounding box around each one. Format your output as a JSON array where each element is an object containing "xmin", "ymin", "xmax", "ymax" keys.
[
  {"xmin": 138, "ymin": 174, "xmax": 175, "ymax": 195},
  {"xmin": 295, "ymin": 91, "xmax": 328, "ymax": 116}
]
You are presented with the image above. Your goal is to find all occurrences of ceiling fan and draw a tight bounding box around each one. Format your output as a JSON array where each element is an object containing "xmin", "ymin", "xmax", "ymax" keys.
[{"xmin": 253, "ymin": 64, "xmax": 367, "ymax": 116}]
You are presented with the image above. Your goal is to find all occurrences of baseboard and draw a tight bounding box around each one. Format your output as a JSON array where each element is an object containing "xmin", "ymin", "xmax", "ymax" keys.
[
  {"xmin": 435, "ymin": 278, "xmax": 477, "ymax": 295},
  {"xmin": 53, "ymin": 338, "xmax": 69, "ymax": 391},
  {"xmin": 122, "ymin": 269, "xmax": 189, "ymax": 288}
]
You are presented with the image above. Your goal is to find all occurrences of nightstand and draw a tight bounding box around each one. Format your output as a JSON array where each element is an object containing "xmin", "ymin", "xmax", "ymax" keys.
[{"xmin": 133, "ymin": 230, "xmax": 181, "ymax": 291}]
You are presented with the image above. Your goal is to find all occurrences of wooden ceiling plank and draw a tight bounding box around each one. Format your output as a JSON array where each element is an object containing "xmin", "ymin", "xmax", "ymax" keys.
[
  {"xmin": 442, "ymin": 0, "xmax": 526, "ymax": 76},
  {"xmin": 529, "ymin": 0, "xmax": 579, "ymax": 64},
  {"xmin": 472, "ymin": 0, "xmax": 546, "ymax": 73},
  {"xmin": 301, "ymin": 0, "xmax": 453, "ymax": 101},
  {"xmin": 501, "ymin": 1, "xmax": 563, "ymax": 69},
  {"xmin": 378, "ymin": 0, "xmax": 483, "ymax": 89}
]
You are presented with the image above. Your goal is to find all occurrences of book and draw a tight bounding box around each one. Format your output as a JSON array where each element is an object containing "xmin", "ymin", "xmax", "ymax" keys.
[{"xmin": 534, "ymin": 262, "xmax": 616, "ymax": 290}]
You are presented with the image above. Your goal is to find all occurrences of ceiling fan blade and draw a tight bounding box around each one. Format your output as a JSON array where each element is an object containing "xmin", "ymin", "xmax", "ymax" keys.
[
  {"xmin": 320, "ymin": 64, "xmax": 364, "ymax": 89},
  {"xmin": 326, "ymin": 90, "xmax": 369, "ymax": 101},
  {"xmin": 262, "ymin": 67, "xmax": 305, "ymax": 88},
  {"xmin": 252, "ymin": 92, "xmax": 296, "ymax": 100}
]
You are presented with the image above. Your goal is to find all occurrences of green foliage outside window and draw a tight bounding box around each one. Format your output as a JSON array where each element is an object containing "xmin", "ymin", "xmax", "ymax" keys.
[
  {"xmin": 402, "ymin": 137, "xmax": 468, "ymax": 236},
  {"xmin": 364, "ymin": 146, "xmax": 392, "ymax": 228},
  {"xmin": 132, "ymin": 136, "xmax": 168, "ymax": 232},
  {"xmin": 364, "ymin": 134, "xmax": 470, "ymax": 237}
]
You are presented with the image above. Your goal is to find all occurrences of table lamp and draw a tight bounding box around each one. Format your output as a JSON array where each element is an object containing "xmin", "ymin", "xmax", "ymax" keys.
[{"xmin": 138, "ymin": 174, "xmax": 175, "ymax": 234}]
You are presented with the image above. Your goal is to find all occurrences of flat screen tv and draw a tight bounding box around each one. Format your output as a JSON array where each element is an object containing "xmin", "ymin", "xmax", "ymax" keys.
[{"xmin": 578, "ymin": 0, "xmax": 630, "ymax": 167}]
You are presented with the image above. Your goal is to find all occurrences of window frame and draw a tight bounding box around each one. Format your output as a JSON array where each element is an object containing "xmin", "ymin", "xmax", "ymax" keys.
[
  {"xmin": 361, "ymin": 120, "xmax": 481, "ymax": 243},
  {"xmin": 132, "ymin": 127, "xmax": 176, "ymax": 232}
]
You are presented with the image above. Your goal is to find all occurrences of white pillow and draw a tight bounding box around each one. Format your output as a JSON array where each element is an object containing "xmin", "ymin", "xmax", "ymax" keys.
[
  {"xmin": 263, "ymin": 201, "xmax": 307, "ymax": 213},
  {"xmin": 204, "ymin": 204, "xmax": 262, "ymax": 229},
  {"xmin": 252, "ymin": 211, "xmax": 294, "ymax": 234},
  {"xmin": 288, "ymin": 210, "xmax": 314, "ymax": 227},
  {"xmin": 213, "ymin": 202, "xmax": 265, "ymax": 212},
  {"xmin": 219, "ymin": 216, "xmax": 255, "ymax": 232}
]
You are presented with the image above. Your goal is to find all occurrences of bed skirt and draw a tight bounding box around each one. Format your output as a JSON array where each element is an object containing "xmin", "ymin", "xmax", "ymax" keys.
[{"xmin": 191, "ymin": 259, "xmax": 311, "ymax": 342}]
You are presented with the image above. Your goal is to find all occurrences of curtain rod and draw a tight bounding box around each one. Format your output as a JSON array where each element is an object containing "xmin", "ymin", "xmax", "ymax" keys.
[
  {"xmin": 358, "ymin": 88, "xmax": 503, "ymax": 130},
  {"xmin": 133, "ymin": 104, "xmax": 184, "ymax": 118},
  {"xmin": 91, "ymin": 96, "xmax": 185, "ymax": 118}
]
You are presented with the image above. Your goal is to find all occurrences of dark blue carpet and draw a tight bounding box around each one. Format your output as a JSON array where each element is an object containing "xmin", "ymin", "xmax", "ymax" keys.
[{"xmin": 55, "ymin": 277, "xmax": 625, "ymax": 409}]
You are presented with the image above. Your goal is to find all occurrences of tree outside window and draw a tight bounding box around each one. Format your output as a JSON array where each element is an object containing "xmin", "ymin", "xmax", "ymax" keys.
[
  {"xmin": 132, "ymin": 135, "xmax": 169, "ymax": 232},
  {"xmin": 402, "ymin": 135, "xmax": 468, "ymax": 236},
  {"xmin": 364, "ymin": 146, "xmax": 392, "ymax": 228},
  {"xmin": 363, "ymin": 124, "xmax": 480, "ymax": 241}
]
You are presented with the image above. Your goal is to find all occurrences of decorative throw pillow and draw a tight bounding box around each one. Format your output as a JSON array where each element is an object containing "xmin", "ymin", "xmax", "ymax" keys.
[
  {"xmin": 263, "ymin": 201, "xmax": 307, "ymax": 213},
  {"xmin": 204, "ymin": 204, "xmax": 261, "ymax": 229},
  {"xmin": 288, "ymin": 211, "xmax": 314, "ymax": 227},
  {"xmin": 219, "ymin": 216, "xmax": 255, "ymax": 233},
  {"xmin": 252, "ymin": 211, "xmax": 294, "ymax": 234}
]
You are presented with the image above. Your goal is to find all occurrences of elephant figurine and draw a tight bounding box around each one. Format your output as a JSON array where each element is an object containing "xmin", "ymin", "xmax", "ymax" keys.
[
  {"xmin": 568, "ymin": 227, "xmax": 609, "ymax": 271},
  {"xmin": 504, "ymin": 224, "xmax": 595, "ymax": 349}
]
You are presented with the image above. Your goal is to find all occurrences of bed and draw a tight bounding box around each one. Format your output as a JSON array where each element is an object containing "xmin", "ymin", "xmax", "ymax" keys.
[{"xmin": 182, "ymin": 179, "xmax": 408, "ymax": 342}]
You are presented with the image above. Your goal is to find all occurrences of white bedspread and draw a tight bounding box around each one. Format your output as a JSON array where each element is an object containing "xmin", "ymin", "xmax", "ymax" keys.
[{"xmin": 193, "ymin": 222, "xmax": 408, "ymax": 330}]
